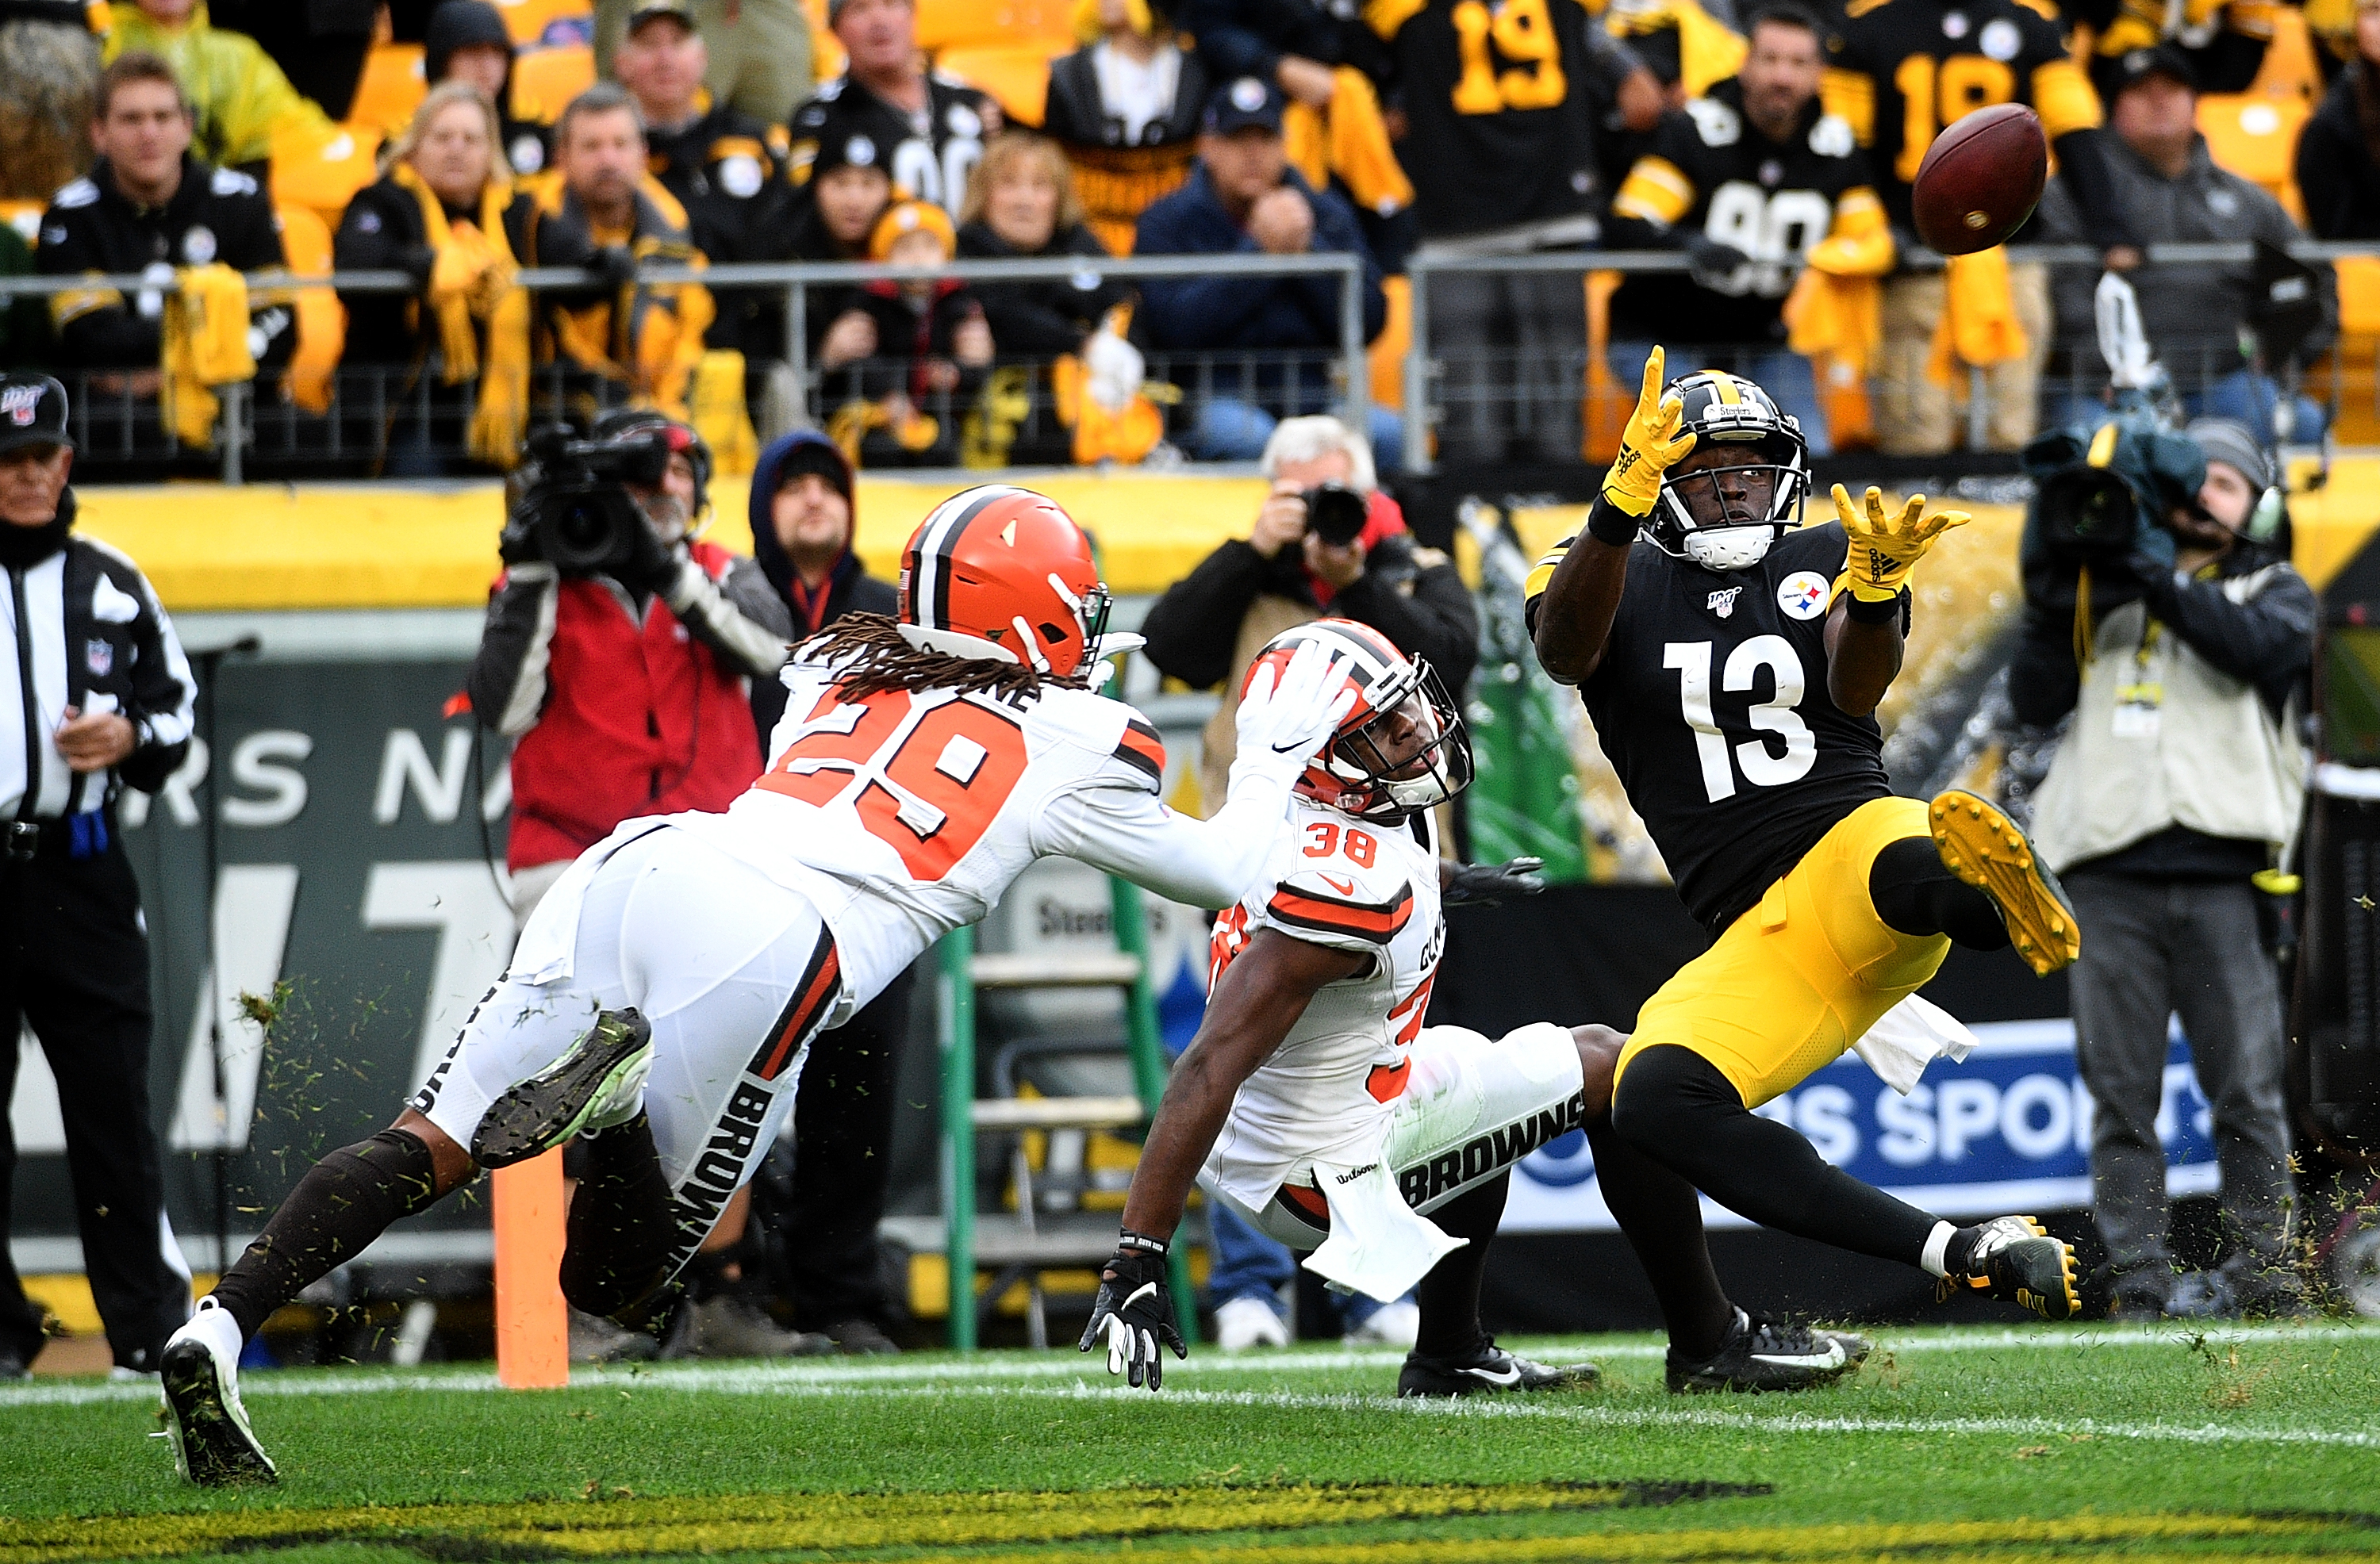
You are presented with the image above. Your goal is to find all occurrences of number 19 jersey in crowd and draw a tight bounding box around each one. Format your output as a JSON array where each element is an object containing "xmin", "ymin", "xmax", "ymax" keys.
[{"xmin": 1534, "ymin": 520, "xmax": 1895, "ymax": 937}]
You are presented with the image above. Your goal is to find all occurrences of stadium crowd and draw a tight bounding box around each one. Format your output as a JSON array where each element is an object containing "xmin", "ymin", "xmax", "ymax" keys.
[{"xmin": 0, "ymin": 0, "xmax": 2366, "ymax": 477}]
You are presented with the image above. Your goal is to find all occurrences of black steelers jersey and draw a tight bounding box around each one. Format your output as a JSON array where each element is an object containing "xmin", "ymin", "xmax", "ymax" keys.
[
  {"xmin": 1606, "ymin": 78, "xmax": 1886, "ymax": 344},
  {"xmin": 1365, "ymin": 0, "xmax": 1607, "ymax": 240},
  {"xmin": 786, "ymin": 71, "xmax": 995, "ymax": 216},
  {"xmin": 1821, "ymin": 0, "xmax": 2101, "ymax": 235},
  {"xmin": 1550, "ymin": 522, "xmax": 1898, "ymax": 936}
]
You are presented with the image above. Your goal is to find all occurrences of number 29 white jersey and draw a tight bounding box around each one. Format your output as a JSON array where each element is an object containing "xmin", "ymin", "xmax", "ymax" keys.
[
  {"xmin": 1200, "ymin": 796, "xmax": 1445, "ymax": 1210},
  {"xmin": 662, "ymin": 654, "xmax": 1261, "ymax": 1018}
]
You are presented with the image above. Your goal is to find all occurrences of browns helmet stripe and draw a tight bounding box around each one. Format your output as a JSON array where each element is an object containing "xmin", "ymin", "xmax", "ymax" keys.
[{"xmin": 911, "ymin": 485, "xmax": 1027, "ymax": 634}]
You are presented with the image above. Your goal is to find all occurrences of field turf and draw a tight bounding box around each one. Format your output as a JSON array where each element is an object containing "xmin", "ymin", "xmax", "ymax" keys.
[{"xmin": 5, "ymin": 1321, "xmax": 2379, "ymax": 1563}]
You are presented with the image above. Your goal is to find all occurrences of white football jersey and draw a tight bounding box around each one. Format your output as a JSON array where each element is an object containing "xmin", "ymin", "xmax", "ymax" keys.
[
  {"xmin": 663, "ymin": 654, "xmax": 1248, "ymax": 1018},
  {"xmin": 1201, "ymin": 795, "xmax": 1445, "ymax": 1209}
]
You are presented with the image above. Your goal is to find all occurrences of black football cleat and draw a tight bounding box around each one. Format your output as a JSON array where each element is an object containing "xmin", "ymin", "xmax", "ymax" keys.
[
  {"xmin": 1944, "ymin": 1215, "xmax": 2082, "ymax": 1320},
  {"xmin": 1929, "ymin": 791, "xmax": 2081, "ymax": 976},
  {"xmin": 1397, "ymin": 1336, "xmax": 1599, "ymax": 1398},
  {"xmin": 159, "ymin": 1301, "xmax": 276, "ymax": 1486},
  {"xmin": 1667, "ymin": 1308, "xmax": 1869, "ymax": 1393},
  {"xmin": 470, "ymin": 1008, "xmax": 654, "ymax": 1169}
]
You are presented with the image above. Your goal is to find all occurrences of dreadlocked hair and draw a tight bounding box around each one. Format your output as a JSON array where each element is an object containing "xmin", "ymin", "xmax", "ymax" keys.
[{"xmin": 798, "ymin": 612, "xmax": 1084, "ymax": 706}]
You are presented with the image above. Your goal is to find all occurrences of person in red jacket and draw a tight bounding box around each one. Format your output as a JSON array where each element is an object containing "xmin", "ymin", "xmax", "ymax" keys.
[{"xmin": 466, "ymin": 410, "xmax": 792, "ymax": 921}]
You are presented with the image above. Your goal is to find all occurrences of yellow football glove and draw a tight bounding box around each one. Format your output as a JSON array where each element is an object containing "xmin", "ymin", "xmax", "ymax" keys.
[
  {"xmin": 1832, "ymin": 483, "xmax": 1971, "ymax": 602},
  {"xmin": 1602, "ymin": 345, "xmax": 1697, "ymax": 518}
]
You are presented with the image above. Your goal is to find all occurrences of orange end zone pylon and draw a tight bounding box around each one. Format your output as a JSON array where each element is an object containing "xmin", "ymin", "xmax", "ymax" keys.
[{"xmin": 493, "ymin": 1149, "xmax": 569, "ymax": 1388}]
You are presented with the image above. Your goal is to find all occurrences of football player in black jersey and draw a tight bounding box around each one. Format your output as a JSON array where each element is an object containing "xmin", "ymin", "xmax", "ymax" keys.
[
  {"xmin": 1526, "ymin": 347, "xmax": 2087, "ymax": 1320},
  {"xmin": 1606, "ymin": 3, "xmax": 1894, "ymax": 458}
]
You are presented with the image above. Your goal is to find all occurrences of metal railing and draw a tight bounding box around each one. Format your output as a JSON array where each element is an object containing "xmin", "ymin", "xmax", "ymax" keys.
[{"xmin": 6, "ymin": 239, "xmax": 2378, "ymax": 482}]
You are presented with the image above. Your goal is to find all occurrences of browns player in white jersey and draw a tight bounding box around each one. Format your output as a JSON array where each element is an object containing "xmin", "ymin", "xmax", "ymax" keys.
[
  {"xmin": 155, "ymin": 487, "xmax": 1358, "ymax": 1485},
  {"xmin": 1084, "ymin": 621, "xmax": 1868, "ymax": 1397}
]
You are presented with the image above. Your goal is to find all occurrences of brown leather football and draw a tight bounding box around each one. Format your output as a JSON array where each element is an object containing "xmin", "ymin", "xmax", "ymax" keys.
[{"xmin": 1910, "ymin": 103, "xmax": 2049, "ymax": 255}]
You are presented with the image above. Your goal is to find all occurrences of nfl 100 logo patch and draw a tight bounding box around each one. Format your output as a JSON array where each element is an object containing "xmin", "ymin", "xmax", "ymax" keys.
[
  {"xmin": 86, "ymin": 638, "xmax": 113, "ymax": 677},
  {"xmin": 1, "ymin": 384, "xmax": 42, "ymax": 427}
]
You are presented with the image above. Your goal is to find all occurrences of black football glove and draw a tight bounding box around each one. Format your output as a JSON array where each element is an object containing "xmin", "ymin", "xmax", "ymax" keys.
[
  {"xmin": 1078, "ymin": 1236, "xmax": 1184, "ymax": 1390},
  {"xmin": 1443, "ymin": 856, "xmax": 1547, "ymax": 908},
  {"xmin": 1684, "ymin": 232, "xmax": 1751, "ymax": 291}
]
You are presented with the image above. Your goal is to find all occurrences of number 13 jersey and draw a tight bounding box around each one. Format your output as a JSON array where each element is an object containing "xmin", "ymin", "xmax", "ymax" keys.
[{"xmin": 1551, "ymin": 521, "xmax": 1897, "ymax": 937}]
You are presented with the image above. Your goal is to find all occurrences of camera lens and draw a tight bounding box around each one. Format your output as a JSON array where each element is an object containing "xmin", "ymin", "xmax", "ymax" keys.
[{"xmin": 554, "ymin": 498, "xmax": 612, "ymax": 558}]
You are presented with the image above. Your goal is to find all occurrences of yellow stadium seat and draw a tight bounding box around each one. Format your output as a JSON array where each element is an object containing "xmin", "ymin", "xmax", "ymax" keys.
[
  {"xmin": 2245, "ymin": 3, "xmax": 2322, "ymax": 105},
  {"xmin": 2, "ymin": 200, "xmax": 42, "ymax": 247},
  {"xmin": 493, "ymin": 0, "xmax": 592, "ymax": 47},
  {"xmin": 936, "ymin": 45, "xmax": 1054, "ymax": 128},
  {"xmin": 916, "ymin": 0, "xmax": 1074, "ymax": 51},
  {"xmin": 274, "ymin": 205, "xmax": 345, "ymax": 416},
  {"xmin": 1371, "ymin": 274, "xmax": 1409, "ymax": 412},
  {"xmin": 349, "ymin": 44, "xmax": 427, "ymax": 140},
  {"xmin": 2195, "ymin": 93, "xmax": 2310, "ymax": 224},
  {"xmin": 510, "ymin": 44, "xmax": 597, "ymax": 126},
  {"xmin": 2338, "ymin": 256, "xmax": 2380, "ymax": 338},
  {"xmin": 269, "ymin": 120, "xmax": 383, "ymax": 231}
]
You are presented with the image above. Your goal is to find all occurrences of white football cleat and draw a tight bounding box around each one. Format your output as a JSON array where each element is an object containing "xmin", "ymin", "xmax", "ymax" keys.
[
  {"xmin": 159, "ymin": 1299, "xmax": 277, "ymax": 1485},
  {"xmin": 1212, "ymin": 1294, "xmax": 1291, "ymax": 1351}
]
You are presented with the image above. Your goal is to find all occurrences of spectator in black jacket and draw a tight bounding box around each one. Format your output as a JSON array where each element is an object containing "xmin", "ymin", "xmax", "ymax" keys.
[
  {"xmin": 741, "ymin": 427, "xmax": 914, "ymax": 1353},
  {"xmin": 956, "ymin": 132, "xmax": 1129, "ymax": 358},
  {"xmin": 1042, "ymin": 0, "xmax": 1209, "ymax": 255},
  {"xmin": 335, "ymin": 82, "xmax": 528, "ymax": 475},
  {"xmin": 1140, "ymin": 413, "xmax": 1476, "ymax": 813},
  {"xmin": 2298, "ymin": 0, "xmax": 2380, "ymax": 240},
  {"xmin": 423, "ymin": 0, "xmax": 551, "ymax": 176},
  {"xmin": 781, "ymin": 127, "xmax": 896, "ymax": 370}
]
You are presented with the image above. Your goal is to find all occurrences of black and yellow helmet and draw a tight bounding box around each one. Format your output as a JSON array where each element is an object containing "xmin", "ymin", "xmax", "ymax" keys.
[{"xmin": 1649, "ymin": 368, "xmax": 1810, "ymax": 573}]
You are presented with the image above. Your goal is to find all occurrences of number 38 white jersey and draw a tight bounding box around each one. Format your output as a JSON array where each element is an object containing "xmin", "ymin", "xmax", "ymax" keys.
[
  {"xmin": 662, "ymin": 654, "xmax": 1242, "ymax": 1018},
  {"xmin": 1201, "ymin": 796, "xmax": 1445, "ymax": 1207}
]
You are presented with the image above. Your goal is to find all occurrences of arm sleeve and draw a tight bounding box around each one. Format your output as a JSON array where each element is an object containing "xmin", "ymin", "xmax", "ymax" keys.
[
  {"xmin": 1254, "ymin": 866, "xmax": 1419, "ymax": 952},
  {"xmin": 40, "ymin": 209, "xmax": 159, "ymax": 369},
  {"xmin": 2138, "ymin": 563, "xmax": 2317, "ymax": 712},
  {"xmin": 1606, "ymin": 152, "xmax": 1699, "ymax": 239},
  {"xmin": 666, "ymin": 554, "xmax": 793, "ymax": 680},
  {"xmin": 2048, "ymin": 127, "xmax": 2137, "ymax": 249},
  {"xmin": 1032, "ymin": 765, "xmax": 1300, "ymax": 909},
  {"xmin": 332, "ymin": 188, "xmax": 435, "ymax": 281},
  {"xmin": 2007, "ymin": 600, "xmax": 2084, "ymax": 727},
  {"xmin": 466, "ymin": 565, "xmax": 562, "ymax": 738},
  {"xmin": 116, "ymin": 569, "xmax": 198, "ymax": 793},
  {"xmin": 1331, "ymin": 549, "xmax": 1480, "ymax": 696},
  {"xmin": 1137, "ymin": 539, "xmax": 1276, "ymax": 688}
]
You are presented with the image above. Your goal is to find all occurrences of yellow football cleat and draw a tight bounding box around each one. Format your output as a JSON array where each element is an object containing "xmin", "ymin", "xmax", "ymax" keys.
[{"xmin": 1928, "ymin": 790, "xmax": 2081, "ymax": 976}]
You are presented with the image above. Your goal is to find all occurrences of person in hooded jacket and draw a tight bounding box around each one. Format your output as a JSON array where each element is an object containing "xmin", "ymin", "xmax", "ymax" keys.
[
  {"xmin": 742, "ymin": 427, "xmax": 914, "ymax": 1351},
  {"xmin": 2297, "ymin": 0, "xmax": 2380, "ymax": 240},
  {"xmin": 423, "ymin": 0, "xmax": 553, "ymax": 181}
]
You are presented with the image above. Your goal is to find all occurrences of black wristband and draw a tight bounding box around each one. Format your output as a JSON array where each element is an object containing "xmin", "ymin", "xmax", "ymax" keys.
[
  {"xmin": 1844, "ymin": 588, "xmax": 1905, "ymax": 624},
  {"xmin": 1585, "ymin": 494, "xmax": 1641, "ymax": 548},
  {"xmin": 1117, "ymin": 1229, "xmax": 1169, "ymax": 1257}
]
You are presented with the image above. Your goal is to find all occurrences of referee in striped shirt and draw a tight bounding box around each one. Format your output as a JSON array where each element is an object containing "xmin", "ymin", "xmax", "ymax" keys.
[{"xmin": 0, "ymin": 374, "xmax": 198, "ymax": 1378}]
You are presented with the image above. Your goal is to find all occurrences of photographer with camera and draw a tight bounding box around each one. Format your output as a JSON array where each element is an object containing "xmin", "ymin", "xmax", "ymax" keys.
[
  {"xmin": 468, "ymin": 412, "xmax": 791, "ymax": 923},
  {"xmin": 2010, "ymin": 413, "xmax": 2313, "ymax": 1320},
  {"xmin": 1138, "ymin": 413, "xmax": 1472, "ymax": 1351}
]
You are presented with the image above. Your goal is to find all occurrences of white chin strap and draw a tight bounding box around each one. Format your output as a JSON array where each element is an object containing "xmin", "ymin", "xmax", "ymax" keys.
[
  {"xmin": 1683, "ymin": 527, "xmax": 1776, "ymax": 573},
  {"xmin": 896, "ymin": 622, "xmax": 1022, "ymax": 665}
]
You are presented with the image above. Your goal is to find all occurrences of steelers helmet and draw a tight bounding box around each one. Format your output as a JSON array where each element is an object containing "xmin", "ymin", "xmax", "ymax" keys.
[{"xmin": 1647, "ymin": 369, "xmax": 1810, "ymax": 573}]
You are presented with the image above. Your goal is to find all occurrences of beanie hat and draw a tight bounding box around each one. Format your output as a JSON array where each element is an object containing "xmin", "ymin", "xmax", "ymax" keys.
[
  {"xmin": 868, "ymin": 199, "xmax": 957, "ymax": 263},
  {"xmin": 2184, "ymin": 418, "xmax": 2274, "ymax": 493},
  {"xmin": 424, "ymin": 0, "xmax": 513, "ymax": 89}
]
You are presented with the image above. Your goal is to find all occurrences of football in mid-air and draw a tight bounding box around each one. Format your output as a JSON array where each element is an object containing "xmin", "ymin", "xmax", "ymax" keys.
[{"xmin": 1910, "ymin": 103, "xmax": 2049, "ymax": 255}]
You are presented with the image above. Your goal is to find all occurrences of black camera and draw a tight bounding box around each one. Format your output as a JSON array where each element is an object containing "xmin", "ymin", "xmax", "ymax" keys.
[
  {"xmin": 1303, "ymin": 481, "xmax": 1369, "ymax": 547},
  {"xmin": 2021, "ymin": 400, "xmax": 2205, "ymax": 567},
  {"xmin": 501, "ymin": 424, "xmax": 673, "ymax": 576}
]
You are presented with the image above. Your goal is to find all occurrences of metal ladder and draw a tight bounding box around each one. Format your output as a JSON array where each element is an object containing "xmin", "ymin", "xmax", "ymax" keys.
[{"xmin": 936, "ymin": 875, "xmax": 1201, "ymax": 1350}]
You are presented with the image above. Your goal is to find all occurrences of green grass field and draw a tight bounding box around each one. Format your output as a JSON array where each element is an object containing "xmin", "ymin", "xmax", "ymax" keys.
[{"xmin": 6, "ymin": 1321, "xmax": 2380, "ymax": 1564}]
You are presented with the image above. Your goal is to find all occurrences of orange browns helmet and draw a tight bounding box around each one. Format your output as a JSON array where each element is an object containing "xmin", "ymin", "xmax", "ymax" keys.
[
  {"xmin": 896, "ymin": 485, "xmax": 1113, "ymax": 680},
  {"xmin": 1240, "ymin": 619, "xmax": 1473, "ymax": 823}
]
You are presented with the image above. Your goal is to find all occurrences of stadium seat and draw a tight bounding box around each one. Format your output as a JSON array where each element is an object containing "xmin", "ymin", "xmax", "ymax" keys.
[
  {"xmin": 274, "ymin": 205, "xmax": 345, "ymax": 416},
  {"xmin": 270, "ymin": 120, "xmax": 383, "ymax": 231},
  {"xmin": 916, "ymin": 0, "xmax": 1074, "ymax": 52},
  {"xmin": 510, "ymin": 44, "xmax": 597, "ymax": 127},
  {"xmin": 349, "ymin": 44, "xmax": 428, "ymax": 140},
  {"xmin": 2340, "ymin": 256, "xmax": 2380, "ymax": 339},
  {"xmin": 936, "ymin": 46, "xmax": 1054, "ymax": 128},
  {"xmin": 1584, "ymin": 271, "xmax": 1626, "ymax": 462},
  {"xmin": 2244, "ymin": 4, "xmax": 2322, "ymax": 105},
  {"xmin": 2195, "ymin": 94, "xmax": 2310, "ymax": 224},
  {"xmin": 1371, "ymin": 274, "xmax": 1410, "ymax": 412},
  {"xmin": 493, "ymin": 0, "xmax": 592, "ymax": 47}
]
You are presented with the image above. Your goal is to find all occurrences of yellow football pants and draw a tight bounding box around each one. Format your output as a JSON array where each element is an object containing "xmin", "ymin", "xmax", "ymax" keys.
[{"xmin": 1616, "ymin": 796, "xmax": 1951, "ymax": 1108}]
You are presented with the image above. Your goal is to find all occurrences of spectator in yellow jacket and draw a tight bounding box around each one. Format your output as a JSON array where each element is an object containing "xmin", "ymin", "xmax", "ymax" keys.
[{"xmin": 104, "ymin": 0, "xmax": 333, "ymax": 174}]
